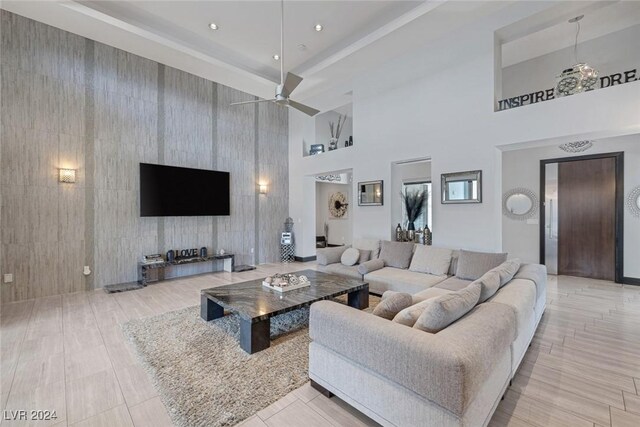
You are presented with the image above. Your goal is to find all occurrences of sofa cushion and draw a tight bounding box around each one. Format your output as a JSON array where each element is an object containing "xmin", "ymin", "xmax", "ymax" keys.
[
  {"xmin": 393, "ymin": 299, "xmax": 434, "ymax": 327},
  {"xmin": 318, "ymin": 263, "xmax": 362, "ymax": 280},
  {"xmin": 341, "ymin": 248, "xmax": 360, "ymax": 266},
  {"xmin": 413, "ymin": 281, "xmax": 482, "ymax": 333},
  {"xmin": 373, "ymin": 292, "xmax": 413, "ymax": 320},
  {"xmin": 365, "ymin": 267, "xmax": 448, "ymax": 295},
  {"xmin": 412, "ymin": 287, "xmax": 454, "ymax": 303},
  {"xmin": 358, "ymin": 258, "xmax": 385, "ymax": 275},
  {"xmin": 475, "ymin": 270, "xmax": 501, "ymax": 303},
  {"xmin": 409, "ymin": 246, "xmax": 453, "ymax": 276},
  {"xmin": 488, "ymin": 279, "xmax": 536, "ymax": 336},
  {"xmin": 449, "ymin": 250, "xmax": 460, "ymax": 275},
  {"xmin": 434, "ymin": 276, "xmax": 472, "ymax": 292},
  {"xmin": 487, "ymin": 259, "xmax": 521, "ymax": 288},
  {"xmin": 316, "ymin": 246, "xmax": 349, "ymax": 266},
  {"xmin": 358, "ymin": 249, "xmax": 372, "ymax": 264},
  {"xmin": 353, "ymin": 238, "xmax": 381, "ymax": 259},
  {"xmin": 379, "ymin": 241, "xmax": 415, "ymax": 269},
  {"xmin": 456, "ymin": 250, "xmax": 508, "ymax": 280}
]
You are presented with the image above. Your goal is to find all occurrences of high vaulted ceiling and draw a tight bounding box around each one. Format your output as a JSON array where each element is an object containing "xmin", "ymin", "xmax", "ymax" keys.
[
  {"xmin": 3, "ymin": 1, "xmax": 633, "ymax": 113},
  {"xmin": 2, "ymin": 0, "xmax": 508, "ymax": 111}
]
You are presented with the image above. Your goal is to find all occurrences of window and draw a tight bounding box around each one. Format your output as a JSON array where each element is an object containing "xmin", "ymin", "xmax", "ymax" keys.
[{"xmin": 401, "ymin": 181, "xmax": 432, "ymax": 230}]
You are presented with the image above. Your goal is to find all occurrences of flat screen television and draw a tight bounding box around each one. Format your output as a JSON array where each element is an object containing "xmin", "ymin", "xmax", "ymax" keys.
[{"xmin": 140, "ymin": 163, "xmax": 230, "ymax": 217}]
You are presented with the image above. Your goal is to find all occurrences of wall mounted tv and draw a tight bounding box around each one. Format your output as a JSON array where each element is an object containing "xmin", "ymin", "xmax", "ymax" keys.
[{"xmin": 140, "ymin": 163, "xmax": 230, "ymax": 217}]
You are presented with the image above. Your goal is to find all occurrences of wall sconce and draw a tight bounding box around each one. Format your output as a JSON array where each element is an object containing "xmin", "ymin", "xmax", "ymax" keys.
[
  {"xmin": 259, "ymin": 183, "xmax": 268, "ymax": 194},
  {"xmin": 58, "ymin": 168, "xmax": 76, "ymax": 183}
]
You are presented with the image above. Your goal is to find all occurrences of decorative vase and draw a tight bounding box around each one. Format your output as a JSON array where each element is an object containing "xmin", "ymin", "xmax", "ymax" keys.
[
  {"xmin": 395, "ymin": 223, "xmax": 402, "ymax": 242},
  {"xmin": 349, "ymin": 136, "xmax": 353, "ymax": 146},
  {"xmin": 407, "ymin": 230, "xmax": 415, "ymax": 241},
  {"xmin": 328, "ymin": 138, "xmax": 338, "ymax": 151},
  {"xmin": 425, "ymin": 226, "xmax": 432, "ymax": 245}
]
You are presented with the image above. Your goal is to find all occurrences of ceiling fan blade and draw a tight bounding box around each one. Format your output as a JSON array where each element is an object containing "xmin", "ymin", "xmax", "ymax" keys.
[
  {"xmin": 230, "ymin": 99, "xmax": 275, "ymax": 106},
  {"xmin": 282, "ymin": 72, "xmax": 303, "ymax": 97},
  {"xmin": 288, "ymin": 100, "xmax": 320, "ymax": 116}
]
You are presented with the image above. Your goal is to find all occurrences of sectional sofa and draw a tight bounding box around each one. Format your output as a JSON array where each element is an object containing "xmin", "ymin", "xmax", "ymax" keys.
[{"xmin": 311, "ymin": 239, "xmax": 547, "ymax": 427}]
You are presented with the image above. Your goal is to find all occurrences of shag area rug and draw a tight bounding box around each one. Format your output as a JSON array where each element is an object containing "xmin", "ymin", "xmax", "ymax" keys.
[{"xmin": 122, "ymin": 295, "xmax": 379, "ymax": 427}]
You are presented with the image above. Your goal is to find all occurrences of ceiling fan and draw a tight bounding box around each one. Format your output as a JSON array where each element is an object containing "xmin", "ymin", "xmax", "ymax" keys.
[{"xmin": 230, "ymin": 0, "xmax": 320, "ymax": 116}]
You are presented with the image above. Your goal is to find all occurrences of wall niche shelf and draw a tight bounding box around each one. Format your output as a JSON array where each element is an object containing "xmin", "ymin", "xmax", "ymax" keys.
[{"xmin": 303, "ymin": 103, "xmax": 353, "ymax": 157}]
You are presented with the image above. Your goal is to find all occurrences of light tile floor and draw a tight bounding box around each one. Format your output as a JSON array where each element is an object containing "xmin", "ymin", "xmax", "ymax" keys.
[{"xmin": 2, "ymin": 264, "xmax": 640, "ymax": 427}]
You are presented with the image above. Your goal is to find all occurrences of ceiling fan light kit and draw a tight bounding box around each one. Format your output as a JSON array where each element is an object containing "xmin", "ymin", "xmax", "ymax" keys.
[{"xmin": 229, "ymin": 0, "xmax": 320, "ymax": 116}]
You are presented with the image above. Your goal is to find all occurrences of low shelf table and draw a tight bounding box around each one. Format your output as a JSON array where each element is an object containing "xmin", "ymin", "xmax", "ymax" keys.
[{"xmin": 138, "ymin": 254, "xmax": 235, "ymax": 285}]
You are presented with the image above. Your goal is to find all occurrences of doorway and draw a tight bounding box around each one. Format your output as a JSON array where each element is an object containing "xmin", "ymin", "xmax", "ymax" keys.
[{"xmin": 540, "ymin": 152, "xmax": 624, "ymax": 282}]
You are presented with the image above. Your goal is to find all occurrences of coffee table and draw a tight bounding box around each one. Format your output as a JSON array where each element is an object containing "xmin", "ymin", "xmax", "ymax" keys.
[{"xmin": 200, "ymin": 269, "xmax": 369, "ymax": 354}]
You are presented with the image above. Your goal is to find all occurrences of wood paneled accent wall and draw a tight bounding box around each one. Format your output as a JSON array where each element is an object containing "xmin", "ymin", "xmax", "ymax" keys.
[{"xmin": 0, "ymin": 11, "xmax": 289, "ymax": 302}]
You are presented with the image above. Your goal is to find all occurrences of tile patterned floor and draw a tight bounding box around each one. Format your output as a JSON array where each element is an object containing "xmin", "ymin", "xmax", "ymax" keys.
[{"xmin": 2, "ymin": 265, "xmax": 640, "ymax": 427}]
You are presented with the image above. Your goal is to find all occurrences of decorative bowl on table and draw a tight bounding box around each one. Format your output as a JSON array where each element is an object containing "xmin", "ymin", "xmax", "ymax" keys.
[{"xmin": 262, "ymin": 274, "xmax": 310, "ymax": 292}]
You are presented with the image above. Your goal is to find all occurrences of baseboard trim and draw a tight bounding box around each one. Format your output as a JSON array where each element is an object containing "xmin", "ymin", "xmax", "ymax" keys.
[
  {"xmin": 294, "ymin": 255, "xmax": 317, "ymax": 262},
  {"xmin": 623, "ymin": 277, "xmax": 640, "ymax": 286}
]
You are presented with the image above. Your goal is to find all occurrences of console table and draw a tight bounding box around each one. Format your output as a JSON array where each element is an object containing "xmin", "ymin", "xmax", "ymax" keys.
[{"xmin": 138, "ymin": 254, "xmax": 235, "ymax": 285}]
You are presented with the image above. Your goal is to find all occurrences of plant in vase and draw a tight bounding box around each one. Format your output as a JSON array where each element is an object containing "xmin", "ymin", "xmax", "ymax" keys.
[
  {"xmin": 328, "ymin": 114, "xmax": 347, "ymax": 151},
  {"xmin": 401, "ymin": 189, "xmax": 427, "ymax": 231}
]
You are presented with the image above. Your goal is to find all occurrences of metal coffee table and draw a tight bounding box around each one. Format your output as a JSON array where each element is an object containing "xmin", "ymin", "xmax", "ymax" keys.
[{"xmin": 200, "ymin": 269, "xmax": 369, "ymax": 354}]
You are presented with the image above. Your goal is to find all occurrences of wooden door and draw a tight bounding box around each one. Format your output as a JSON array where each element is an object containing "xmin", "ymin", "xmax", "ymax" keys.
[{"xmin": 558, "ymin": 157, "xmax": 616, "ymax": 280}]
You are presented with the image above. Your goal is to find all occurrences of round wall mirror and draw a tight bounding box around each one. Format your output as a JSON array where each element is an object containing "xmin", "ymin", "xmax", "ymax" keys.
[
  {"xmin": 502, "ymin": 188, "xmax": 538, "ymax": 220},
  {"xmin": 627, "ymin": 186, "xmax": 640, "ymax": 218}
]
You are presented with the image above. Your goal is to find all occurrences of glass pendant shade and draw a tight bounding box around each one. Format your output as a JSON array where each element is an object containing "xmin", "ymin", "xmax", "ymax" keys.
[{"xmin": 555, "ymin": 63, "xmax": 598, "ymax": 97}]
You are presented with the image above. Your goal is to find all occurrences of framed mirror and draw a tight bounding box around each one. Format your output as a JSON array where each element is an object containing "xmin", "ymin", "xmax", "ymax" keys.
[
  {"xmin": 627, "ymin": 186, "xmax": 640, "ymax": 218},
  {"xmin": 502, "ymin": 188, "xmax": 538, "ymax": 220},
  {"xmin": 441, "ymin": 170, "xmax": 482, "ymax": 204},
  {"xmin": 358, "ymin": 180, "xmax": 383, "ymax": 206}
]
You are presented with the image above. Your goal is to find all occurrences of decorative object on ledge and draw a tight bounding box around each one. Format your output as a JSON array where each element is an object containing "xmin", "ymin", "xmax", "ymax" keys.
[
  {"xmin": 555, "ymin": 15, "xmax": 598, "ymax": 97},
  {"xmin": 401, "ymin": 189, "xmax": 427, "ymax": 231},
  {"xmin": 328, "ymin": 114, "xmax": 348, "ymax": 151},
  {"xmin": 441, "ymin": 170, "xmax": 482, "ymax": 204},
  {"xmin": 262, "ymin": 273, "xmax": 311, "ymax": 292},
  {"xmin": 358, "ymin": 180, "xmax": 383, "ymax": 206},
  {"xmin": 316, "ymin": 174, "xmax": 342, "ymax": 182},
  {"xmin": 559, "ymin": 140, "xmax": 593, "ymax": 153},
  {"xmin": 329, "ymin": 192, "xmax": 348, "ymax": 218},
  {"xmin": 626, "ymin": 186, "xmax": 640, "ymax": 218},
  {"xmin": 425, "ymin": 226, "xmax": 432, "ymax": 245},
  {"xmin": 502, "ymin": 188, "xmax": 539, "ymax": 221},
  {"xmin": 309, "ymin": 144, "xmax": 325, "ymax": 155},
  {"xmin": 58, "ymin": 168, "xmax": 76, "ymax": 183}
]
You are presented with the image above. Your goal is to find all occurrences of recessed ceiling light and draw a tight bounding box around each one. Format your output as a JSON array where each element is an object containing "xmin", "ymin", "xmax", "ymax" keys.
[
  {"xmin": 208, "ymin": 23, "xmax": 219, "ymax": 30},
  {"xmin": 314, "ymin": 24, "xmax": 323, "ymax": 32},
  {"xmin": 273, "ymin": 54, "xmax": 280, "ymax": 60}
]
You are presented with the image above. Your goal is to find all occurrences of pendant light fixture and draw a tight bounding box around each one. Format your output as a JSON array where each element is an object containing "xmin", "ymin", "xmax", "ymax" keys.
[{"xmin": 555, "ymin": 15, "xmax": 598, "ymax": 97}]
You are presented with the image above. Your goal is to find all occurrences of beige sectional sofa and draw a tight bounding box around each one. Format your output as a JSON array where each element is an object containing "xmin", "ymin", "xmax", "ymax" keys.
[{"xmin": 311, "ymin": 240, "xmax": 547, "ymax": 427}]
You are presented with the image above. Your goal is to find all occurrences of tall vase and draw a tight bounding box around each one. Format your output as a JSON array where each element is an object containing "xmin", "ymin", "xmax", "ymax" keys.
[{"xmin": 328, "ymin": 138, "xmax": 338, "ymax": 151}]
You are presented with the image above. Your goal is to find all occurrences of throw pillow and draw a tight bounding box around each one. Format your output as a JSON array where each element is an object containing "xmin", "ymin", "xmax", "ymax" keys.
[
  {"xmin": 455, "ymin": 250, "xmax": 508, "ymax": 281},
  {"xmin": 316, "ymin": 245, "xmax": 349, "ymax": 266},
  {"xmin": 413, "ymin": 281, "xmax": 482, "ymax": 333},
  {"xmin": 392, "ymin": 299, "xmax": 434, "ymax": 327},
  {"xmin": 353, "ymin": 238, "xmax": 381, "ymax": 259},
  {"xmin": 492, "ymin": 259, "xmax": 522, "ymax": 287},
  {"xmin": 340, "ymin": 248, "xmax": 360, "ymax": 266},
  {"xmin": 358, "ymin": 249, "xmax": 372, "ymax": 264},
  {"xmin": 358, "ymin": 259, "xmax": 385, "ymax": 275},
  {"xmin": 378, "ymin": 241, "xmax": 415, "ymax": 269},
  {"xmin": 475, "ymin": 270, "xmax": 501, "ymax": 302},
  {"xmin": 372, "ymin": 292, "xmax": 413, "ymax": 320},
  {"xmin": 409, "ymin": 246, "xmax": 453, "ymax": 276}
]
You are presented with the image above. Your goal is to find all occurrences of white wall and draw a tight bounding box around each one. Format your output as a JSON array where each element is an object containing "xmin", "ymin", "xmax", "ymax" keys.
[
  {"xmin": 289, "ymin": 1, "xmax": 640, "ymax": 260},
  {"xmin": 314, "ymin": 109, "xmax": 353, "ymax": 153},
  {"xmin": 315, "ymin": 181, "xmax": 353, "ymax": 246},
  {"xmin": 502, "ymin": 134, "xmax": 640, "ymax": 279},
  {"xmin": 390, "ymin": 161, "xmax": 432, "ymax": 232}
]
